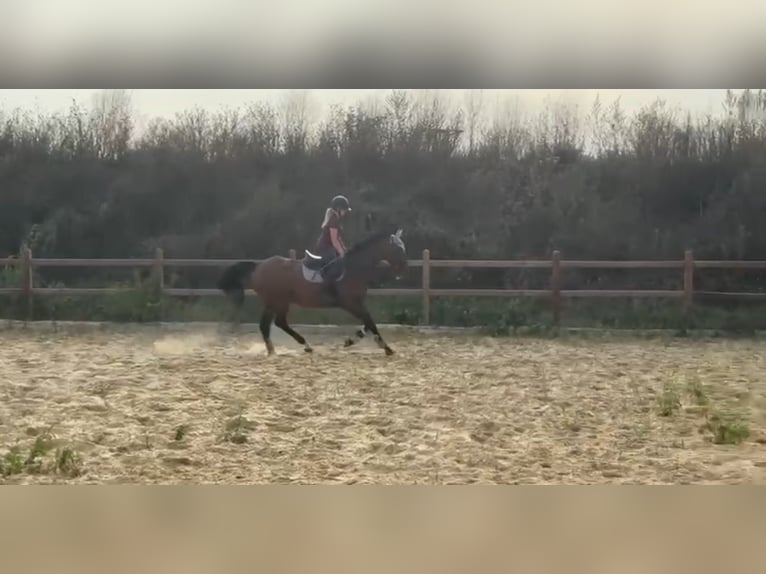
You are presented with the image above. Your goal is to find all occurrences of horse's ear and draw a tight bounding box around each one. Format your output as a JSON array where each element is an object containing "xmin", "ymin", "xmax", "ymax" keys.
[{"xmin": 395, "ymin": 229, "xmax": 403, "ymax": 238}]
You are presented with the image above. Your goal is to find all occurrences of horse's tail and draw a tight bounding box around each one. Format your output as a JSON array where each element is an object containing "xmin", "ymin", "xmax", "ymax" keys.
[{"xmin": 217, "ymin": 261, "xmax": 257, "ymax": 308}]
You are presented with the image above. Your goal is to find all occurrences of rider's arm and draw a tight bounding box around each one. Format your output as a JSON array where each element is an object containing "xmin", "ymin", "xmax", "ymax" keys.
[{"xmin": 329, "ymin": 228, "xmax": 345, "ymax": 255}]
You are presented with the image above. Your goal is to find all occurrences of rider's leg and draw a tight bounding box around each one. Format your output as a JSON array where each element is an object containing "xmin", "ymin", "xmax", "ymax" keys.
[{"xmin": 319, "ymin": 251, "xmax": 341, "ymax": 303}]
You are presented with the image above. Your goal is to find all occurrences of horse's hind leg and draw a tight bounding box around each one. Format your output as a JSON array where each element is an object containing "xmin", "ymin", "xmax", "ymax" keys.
[
  {"xmin": 274, "ymin": 309, "xmax": 313, "ymax": 353},
  {"xmin": 259, "ymin": 309, "xmax": 275, "ymax": 355}
]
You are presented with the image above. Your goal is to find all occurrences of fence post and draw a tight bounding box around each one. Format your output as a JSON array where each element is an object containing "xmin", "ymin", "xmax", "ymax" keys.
[
  {"xmin": 21, "ymin": 247, "xmax": 32, "ymax": 321},
  {"xmin": 551, "ymin": 250, "xmax": 561, "ymax": 325},
  {"xmin": 421, "ymin": 249, "xmax": 431, "ymax": 325},
  {"xmin": 288, "ymin": 249, "xmax": 296, "ymax": 260},
  {"xmin": 683, "ymin": 249, "xmax": 694, "ymax": 310},
  {"xmin": 154, "ymin": 248, "xmax": 164, "ymax": 321}
]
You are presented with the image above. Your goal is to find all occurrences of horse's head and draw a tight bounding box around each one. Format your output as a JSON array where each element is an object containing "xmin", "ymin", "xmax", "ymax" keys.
[
  {"xmin": 345, "ymin": 228, "xmax": 409, "ymax": 281},
  {"xmin": 382, "ymin": 229, "xmax": 408, "ymax": 279}
]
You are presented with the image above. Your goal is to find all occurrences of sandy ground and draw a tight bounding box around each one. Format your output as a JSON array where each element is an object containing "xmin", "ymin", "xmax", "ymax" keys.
[{"xmin": 1, "ymin": 325, "xmax": 765, "ymax": 484}]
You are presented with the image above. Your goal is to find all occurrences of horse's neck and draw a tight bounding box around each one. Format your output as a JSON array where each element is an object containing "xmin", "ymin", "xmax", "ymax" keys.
[{"xmin": 344, "ymin": 247, "xmax": 383, "ymax": 278}]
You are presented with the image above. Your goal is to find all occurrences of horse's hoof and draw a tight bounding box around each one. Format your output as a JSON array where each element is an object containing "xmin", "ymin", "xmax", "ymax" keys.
[
  {"xmin": 344, "ymin": 338, "xmax": 354, "ymax": 347},
  {"xmin": 304, "ymin": 346, "xmax": 314, "ymax": 353},
  {"xmin": 384, "ymin": 347, "xmax": 395, "ymax": 356}
]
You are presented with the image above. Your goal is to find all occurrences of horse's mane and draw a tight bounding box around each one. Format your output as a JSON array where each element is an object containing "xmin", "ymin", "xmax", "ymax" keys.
[{"xmin": 345, "ymin": 229, "xmax": 393, "ymax": 259}]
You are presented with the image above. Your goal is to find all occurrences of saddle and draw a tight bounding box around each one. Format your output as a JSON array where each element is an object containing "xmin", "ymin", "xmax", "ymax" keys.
[
  {"xmin": 303, "ymin": 250, "xmax": 331, "ymax": 271},
  {"xmin": 302, "ymin": 250, "xmax": 344, "ymax": 281}
]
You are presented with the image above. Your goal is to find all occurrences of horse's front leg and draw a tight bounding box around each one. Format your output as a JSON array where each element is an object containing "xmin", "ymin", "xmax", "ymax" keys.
[
  {"xmin": 342, "ymin": 300, "xmax": 394, "ymax": 356},
  {"xmin": 343, "ymin": 325, "xmax": 369, "ymax": 348}
]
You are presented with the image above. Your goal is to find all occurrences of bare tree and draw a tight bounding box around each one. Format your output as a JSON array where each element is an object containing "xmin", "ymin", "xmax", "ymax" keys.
[
  {"xmin": 279, "ymin": 90, "xmax": 316, "ymax": 153},
  {"xmin": 242, "ymin": 102, "xmax": 280, "ymax": 158},
  {"xmin": 463, "ymin": 89, "xmax": 485, "ymax": 154},
  {"xmin": 89, "ymin": 89, "xmax": 134, "ymax": 160}
]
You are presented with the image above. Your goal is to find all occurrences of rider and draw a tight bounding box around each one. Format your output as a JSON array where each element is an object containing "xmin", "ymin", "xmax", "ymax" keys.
[{"xmin": 315, "ymin": 194, "xmax": 351, "ymax": 299}]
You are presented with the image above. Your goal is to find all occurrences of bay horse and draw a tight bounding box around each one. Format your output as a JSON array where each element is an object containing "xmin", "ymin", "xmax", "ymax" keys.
[{"xmin": 217, "ymin": 228, "xmax": 408, "ymax": 355}]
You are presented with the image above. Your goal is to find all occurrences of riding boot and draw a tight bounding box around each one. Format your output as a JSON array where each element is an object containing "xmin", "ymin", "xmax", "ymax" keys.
[{"xmin": 319, "ymin": 255, "xmax": 341, "ymax": 304}]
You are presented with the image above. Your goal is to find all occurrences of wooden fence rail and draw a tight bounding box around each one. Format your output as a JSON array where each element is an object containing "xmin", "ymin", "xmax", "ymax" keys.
[{"xmin": 3, "ymin": 248, "xmax": 766, "ymax": 324}]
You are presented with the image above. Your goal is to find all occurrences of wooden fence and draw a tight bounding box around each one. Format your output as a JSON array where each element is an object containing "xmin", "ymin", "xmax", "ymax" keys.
[{"xmin": 3, "ymin": 248, "xmax": 766, "ymax": 324}]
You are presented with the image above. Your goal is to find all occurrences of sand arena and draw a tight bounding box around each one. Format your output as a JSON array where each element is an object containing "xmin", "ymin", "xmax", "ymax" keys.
[{"xmin": 1, "ymin": 323, "xmax": 765, "ymax": 484}]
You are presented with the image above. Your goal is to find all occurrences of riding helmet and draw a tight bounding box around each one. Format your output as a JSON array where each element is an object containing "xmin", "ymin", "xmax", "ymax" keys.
[{"xmin": 331, "ymin": 195, "xmax": 351, "ymax": 212}]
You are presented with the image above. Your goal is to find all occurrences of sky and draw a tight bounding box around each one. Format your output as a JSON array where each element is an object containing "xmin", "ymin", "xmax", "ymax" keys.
[
  {"xmin": 4, "ymin": 1, "xmax": 763, "ymax": 75},
  {"xmin": 1, "ymin": 1, "xmax": 762, "ymax": 115}
]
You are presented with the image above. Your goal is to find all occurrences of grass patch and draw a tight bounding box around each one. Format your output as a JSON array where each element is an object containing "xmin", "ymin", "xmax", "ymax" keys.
[
  {"xmin": 1, "ymin": 446, "xmax": 25, "ymax": 476},
  {"xmin": 703, "ymin": 412, "xmax": 751, "ymax": 445},
  {"xmin": 54, "ymin": 447, "xmax": 83, "ymax": 477},
  {"xmin": 3, "ymin": 269, "xmax": 766, "ymax": 335},
  {"xmin": 24, "ymin": 432, "xmax": 55, "ymax": 474},
  {"xmin": 657, "ymin": 382, "xmax": 682, "ymax": 417},
  {"xmin": 685, "ymin": 379, "xmax": 710, "ymax": 406},
  {"xmin": 223, "ymin": 414, "xmax": 256, "ymax": 445},
  {"xmin": 0, "ymin": 430, "xmax": 83, "ymax": 478},
  {"xmin": 173, "ymin": 424, "xmax": 189, "ymax": 442}
]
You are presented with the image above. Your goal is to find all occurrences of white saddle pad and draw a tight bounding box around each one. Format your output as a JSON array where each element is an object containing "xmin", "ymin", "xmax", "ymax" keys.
[{"xmin": 301, "ymin": 265, "xmax": 323, "ymax": 283}]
